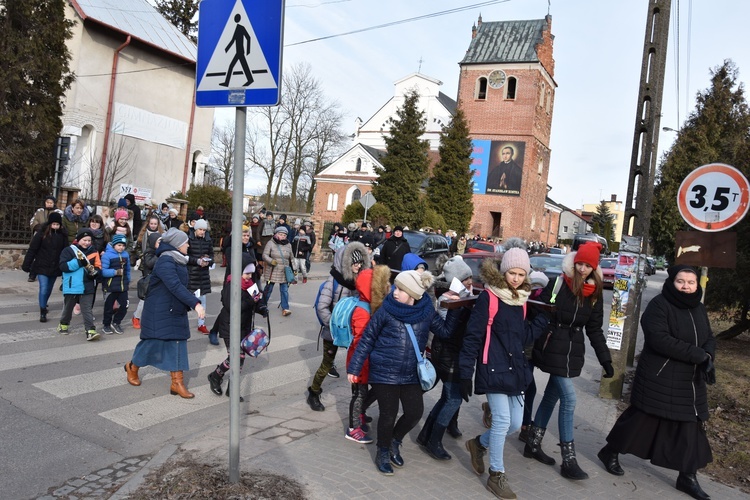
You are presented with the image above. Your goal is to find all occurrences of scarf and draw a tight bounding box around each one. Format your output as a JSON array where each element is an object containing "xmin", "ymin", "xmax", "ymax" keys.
[
  {"xmin": 485, "ymin": 285, "xmax": 531, "ymax": 306},
  {"xmin": 226, "ymin": 274, "xmax": 254, "ymax": 291},
  {"xmin": 563, "ymin": 274, "xmax": 596, "ymax": 297},
  {"xmin": 161, "ymin": 249, "xmax": 189, "ymax": 266},
  {"xmin": 381, "ymin": 291, "xmax": 434, "ymax": 324},
  {"xmin": 330, "ymin": 268, "xmax": 356, "ymax": 290},
  {"xmin": 662, "ymin": 277, "xmax": 702, "ymax": 309}
]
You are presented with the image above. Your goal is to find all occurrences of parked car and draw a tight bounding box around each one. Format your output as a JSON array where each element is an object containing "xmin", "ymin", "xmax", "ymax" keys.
[
  {"xmin": 654, "ymin": 256, "xmax": 667, "ymax": 270},
  {"xmin": 374, "ymin": 230, "xmax": 449, "ymax": 271},
  {"xmin": 573, "ymin": 233, "xmax": 609, "ymax": 255},
  {"xmin": 547, "ymin": 247, "xmax": 564, "ymax": 255},
  {"xmin": 599, "ymin": 258, "xmax": 617, "ymax": 289},
  {"xmin": 460, "ymin": 251, "xmax": 503, "ymax": 290},
  {"xmin": 529, "ymin": 253, "xmax": 565, "ymax": 281},
  {"xmin": 644, "ymin": 257, "xmax": 656, "ymax": 276},
  {"xmin": 465, "ymin": 240, "xmax": 503, "ymax": 254}
]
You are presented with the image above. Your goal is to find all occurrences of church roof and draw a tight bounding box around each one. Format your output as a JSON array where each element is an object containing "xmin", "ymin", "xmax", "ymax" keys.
[{"xmin": 461, "ymin": 19, "xmax": 547, "ymax": 65}]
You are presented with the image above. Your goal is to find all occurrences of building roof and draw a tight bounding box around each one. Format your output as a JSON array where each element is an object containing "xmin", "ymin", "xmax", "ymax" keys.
[
  {"xmin": 461, "ymin": 19, "xmax": 547, "ymax": 65},
  {"xmin": 71, "ymin": 0, "xmax": 196, "ymax": 62}
]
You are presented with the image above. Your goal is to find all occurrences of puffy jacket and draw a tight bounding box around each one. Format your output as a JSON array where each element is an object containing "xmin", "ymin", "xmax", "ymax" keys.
[
  {"xmin": 460, "ymin": 290, "xmax": 549, "ymax": 395},
  {"xmin": 431, "ymin": 279, "xmax": 472, "ymax": 383},
  {"xmin": 61, "ymin": 205, "xmax": 90, "ymax": 244},
  {"xmin": 22, "ymin": 223, "xmax": 67, "ymax": 276},
  {"xmin": 186, "ymin": 229, "xmax": 213, "ymax": 294},
  {"xmin": 100, "ymin": 243, "xmax": 132, "ymax": 292},
  {"xmin": 262, "ymin": 238, "xmax": 293, "ymax": 284},
  {"xmin": 139, "ymin": 244, "xmax": 200, "ymax": 341},
  {"xmin": 630, "ymin": 293, "xmax": 716, "ymax": 422},
  {"xmin": 348, "ymin": 295, "xmax": 461, "ymax": 385},
  {"xmin": 379, "ymin": 235, "xmax": 409, "ymax": 271},
  {"xmin": 59, "ymin": 243, "xmax": 101, "ymax": 295}
]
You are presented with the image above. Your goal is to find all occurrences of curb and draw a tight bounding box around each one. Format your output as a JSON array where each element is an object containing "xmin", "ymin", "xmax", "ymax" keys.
[{"xmin": 109, "ymin": 444, "xmax": 179, "ymax": 499}]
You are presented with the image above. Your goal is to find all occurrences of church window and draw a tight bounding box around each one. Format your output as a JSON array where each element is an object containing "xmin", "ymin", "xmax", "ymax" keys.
[
  {"xmin": 356, "ymin": 158, "xmax": 362, "ymax": 172},
  {"xmin": 539, "ymin": 82, "xmax": 546, "ymax": 107},
  {"xmin": 476, "ymin": 77, "xmax": 487, "ymax": 100},
  {"xmin": 352, "ymin": 188, "xmax": 361, "ymax": 202},
  {"xmin": 327, "ymin": 193, "xmax": 338, "ymax": 211},
  {"xmin": 538, "ymin": 158, "xmax": 544, "ymax": 176},
  {"xmin": 506, "ymin": 77, "xmax": 517, "ymax": 100}
]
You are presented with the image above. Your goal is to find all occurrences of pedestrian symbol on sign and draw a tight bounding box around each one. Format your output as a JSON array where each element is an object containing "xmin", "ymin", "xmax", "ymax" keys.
[{"xmin": 220, "ymin": 14, "xmax": 253, "ymax": 87}]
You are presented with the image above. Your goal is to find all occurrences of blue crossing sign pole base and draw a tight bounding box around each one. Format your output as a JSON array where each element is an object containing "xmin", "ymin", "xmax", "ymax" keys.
[{"xmin": 196, "ymin": 0, "xmax": 285, "ymax": 107}]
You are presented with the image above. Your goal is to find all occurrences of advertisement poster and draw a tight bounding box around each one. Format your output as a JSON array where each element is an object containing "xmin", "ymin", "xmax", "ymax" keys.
[
  {"xmin": 606, "ymin": 252, "xmax": 639, "ymax": 350},
  {"xmin": 470, "ymin": 139, "xmax": 526, "ymax": 196}
]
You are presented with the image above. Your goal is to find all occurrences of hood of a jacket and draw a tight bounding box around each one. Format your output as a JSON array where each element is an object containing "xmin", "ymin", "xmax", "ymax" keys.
[
  {"xmin": 401, "ymin": 252, "xmax": 427, "ymax": 272},
  {"xmin": 335, "ymin": 241, "xmax": 371, "ymax": 282},
  {"xmin": 355, "ymin": 264, "xmax": 391, "ymax": 313}
]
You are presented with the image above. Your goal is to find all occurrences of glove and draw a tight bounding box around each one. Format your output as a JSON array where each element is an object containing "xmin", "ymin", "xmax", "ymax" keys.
[
  {"xmin": 271, "ymin": 259, "xmax": 278, "ymax": 266},
  {"xmin": 701, "ymin": 355, "xmax": 716, "ymax": 385},
  {"xmin": 602, "ymin": 361, "xmax": 614, "ymax": 378},
  {"xmin": 256, "ymin": 302, "xmax": 269, "ymax": 318},
  {"xmin": 115, "ymin": 269, "xmax": 123, "ymax": 276},
  {"xmin": 460, "ymin": 379, "xmax": 473, "ymax": 402}
]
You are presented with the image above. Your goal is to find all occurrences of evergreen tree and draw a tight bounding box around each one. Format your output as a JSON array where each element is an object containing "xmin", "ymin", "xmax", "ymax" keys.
[
  {"xmin": 650, "ymin": 60, "xmax": 750, "ymax": 328},
  {"xmin": 371, "ymin": 90, "xmax": 430, "ymax": 227},
  {"xmin": 155, "ymin": 0, "xmax": 199, "ymax": 43},
  {"xmin": 592, "ymin": 201, "xmax": 614, "ymax": 246},
  {"xmin": 0, "ymin": 0, "xmax": 74, "ymax": 192},
  {"xmin": 427, "ymin": 108, "xmax": 474, "ymax": 233}
]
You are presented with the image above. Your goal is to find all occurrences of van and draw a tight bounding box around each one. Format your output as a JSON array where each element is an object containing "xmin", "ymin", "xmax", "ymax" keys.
[{"xmin": 572, "ymin": 233, "xmax": 609, "ymax": 255}]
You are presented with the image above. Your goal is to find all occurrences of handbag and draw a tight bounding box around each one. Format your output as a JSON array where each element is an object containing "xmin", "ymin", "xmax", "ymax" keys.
[
  {"xmin": 275, "ymin": 243, "xmax": 296, "ymax": 284},
  {"xmin": 405, "ymin": 324, "xmax": 437, "ymax": 391},
  {"xmin": 136, "ymin": 275, "xmax": 149, "ymax": 300}
]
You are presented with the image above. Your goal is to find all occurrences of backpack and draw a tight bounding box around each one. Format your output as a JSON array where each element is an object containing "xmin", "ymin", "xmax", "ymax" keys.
[
  {"xmin": 330, "ymin": 297, "xmax": 370, "ymax": 348},
  {"xmin": 313, "ymin": 279, "xmax": 338, "ymax": 325}
]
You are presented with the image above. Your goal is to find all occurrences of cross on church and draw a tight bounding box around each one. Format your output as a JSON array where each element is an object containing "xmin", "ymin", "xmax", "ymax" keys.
[{"xmin": 418, "ymin": 56, "xmax": 423, "ymax": 73}]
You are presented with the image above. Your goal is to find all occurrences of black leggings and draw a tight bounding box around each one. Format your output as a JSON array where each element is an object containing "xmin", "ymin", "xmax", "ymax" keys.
[{"xmin": 371, "ymin": 383, "xmax": 423, "ymax": 448}]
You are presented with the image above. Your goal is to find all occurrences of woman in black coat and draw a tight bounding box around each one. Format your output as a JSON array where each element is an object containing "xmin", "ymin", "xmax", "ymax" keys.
[
  {"xmin": 22, "ymin": 212, "xmax": 68, "ymax": 322},
  {"xmin": 598, "ymin": 265, "xmax": 716, "ymax": 500},
  {"xmin": 186, "ymin": 220, "xmax": 214, "ymax": 333}
]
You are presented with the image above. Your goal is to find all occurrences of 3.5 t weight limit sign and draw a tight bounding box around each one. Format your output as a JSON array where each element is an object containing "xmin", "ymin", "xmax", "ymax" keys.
[{"xmin": 677, "ymin": 163, "xmax": 749, "ymax": 232}]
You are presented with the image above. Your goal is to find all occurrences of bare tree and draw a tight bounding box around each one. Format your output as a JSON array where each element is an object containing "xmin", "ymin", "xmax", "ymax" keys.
[
  {"xmin": 207, "ymin": 119, "xmax": 235, "ymax": 191},
  {"xmin": 69, "ymin": 134, "xmax": 136, "ymax": 202},
  {"xmin": 246, "ymin": 103, "xmax": 292, "ymax": 208}
]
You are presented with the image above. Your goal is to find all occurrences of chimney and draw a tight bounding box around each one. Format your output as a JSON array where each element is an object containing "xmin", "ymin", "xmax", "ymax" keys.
[{"xmin": 610, "ymin": 194, "xmax": 617, "ymax": 202}]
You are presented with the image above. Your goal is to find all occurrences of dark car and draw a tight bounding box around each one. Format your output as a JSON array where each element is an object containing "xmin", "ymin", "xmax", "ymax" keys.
[
  {"xmin": 644, "ymin": 257, "xmax": 656, "ymax": 276},
  {"xmin": 529, "ymin": 253, "xmax": 565, "ymax": 282},
  {"xmin": 374, "ymin": 230, "xmax": 450, "ymax": 271},
  {"xmin": 460, "ymin": 251, "xmax": 503, "ymax": 290},
  {"xmin": 599, "ymin": 258, "xmax": 617, "ymax": 289}
]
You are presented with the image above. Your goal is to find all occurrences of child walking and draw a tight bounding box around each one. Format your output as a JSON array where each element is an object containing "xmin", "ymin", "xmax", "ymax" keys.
[
  {"xmin": 58, "ymin": 228, "xmax": 102, "ymax": 341},
  {"xmin": 100, "ymin": 234, "xmax": 132, "ymax": 335},
  {"xmin": 291, "ymin": 227, "xmax": 312, "ymax": 283}
]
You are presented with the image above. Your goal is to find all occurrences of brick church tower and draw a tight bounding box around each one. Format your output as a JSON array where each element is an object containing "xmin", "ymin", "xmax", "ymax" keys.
[{"xmin": 458, "ymin": 15, "xmax": 556, "ymax": 242}]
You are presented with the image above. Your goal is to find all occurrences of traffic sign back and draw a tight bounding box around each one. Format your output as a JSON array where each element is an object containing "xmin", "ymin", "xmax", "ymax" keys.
[
  {"xmin": 677, "ymin": 163, "xmax": 750, "ymax": 232},
  {"xmin": 196, "ymin": 0, "xmax": 285, "ymax": 107}
]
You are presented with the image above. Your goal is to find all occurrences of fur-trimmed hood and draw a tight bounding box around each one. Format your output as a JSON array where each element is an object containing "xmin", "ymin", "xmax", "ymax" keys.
[
  {"xmin": 356, "ymin": 264, "xmax": 391, "ymax": 314},
  {"xmin": 562, "ymin": 251, "xmax": 604, "ymax": 282},
  {"xmin": 334, "ymin": 241, "xmax": 371, "ymax": 282}
]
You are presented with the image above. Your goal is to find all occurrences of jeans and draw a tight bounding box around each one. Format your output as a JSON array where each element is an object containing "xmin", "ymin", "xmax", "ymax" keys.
[
  {"xmin": 37, "ymin": 274, "xmax": 57, "ymax": 309},
  {"xmin": 371, "ymin": 383, "xmax": 424, "ymax": 448},
  {"xmin": 428, "ymin": 380, "xmax": 463, "ymax": 427},
  {"xmin": 264, "ymin": 282, "xmax": 289, "ymax": 310},
  {"xmin": 479, "ymin": 393, "xmax": 524, "ymax": 473},
  {"xmin": 103, "ymin": 290, "xmax": 129, "ymax": 326},
  {"xmin": 533, "ymin": 374, "xmax": 577, "ymax": 442}
]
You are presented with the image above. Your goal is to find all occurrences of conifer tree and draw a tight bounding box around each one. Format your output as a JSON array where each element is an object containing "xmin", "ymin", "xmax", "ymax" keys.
[
  {"xmin": 592, "ymin": 201, "xmax": 614, "ymax": 246},
  {"xmin": 372, "ymin": 90, "xmax": 430, "ymax": 227},
  {"xmin": 0, "ymin": 0, "xmax": 74, "ymax": 192},
  {"xmin": 155, "ymin": 0, "xmax": 199, "ymax": 42},
  {"xmin": 427, "ymin": 109, "xmax": 474, "ymax": 233}
]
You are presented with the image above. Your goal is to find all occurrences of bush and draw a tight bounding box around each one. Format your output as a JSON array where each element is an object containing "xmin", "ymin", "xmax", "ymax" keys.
[
  {"xmin": 421, "ymin": 208, "xmax": 447, "ymax": 233},
  {"xmin": 342, "ymin": 201, "xmax": 392, "ymax": 228},
  {"xmin": 185, "ymin": 184, "xmax": 231, "ymax": 212}
]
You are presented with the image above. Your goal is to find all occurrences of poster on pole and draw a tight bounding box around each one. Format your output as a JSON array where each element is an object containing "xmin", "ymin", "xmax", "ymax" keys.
[{"xmin": 606, "ymin": 248, "xmax": 640, "ymax": 351}]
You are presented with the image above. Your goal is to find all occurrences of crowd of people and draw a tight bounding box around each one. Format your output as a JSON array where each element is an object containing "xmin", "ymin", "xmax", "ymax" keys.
[{"xmin": 21, "ymin": 195, "xmax": 716, "ymax": 500}]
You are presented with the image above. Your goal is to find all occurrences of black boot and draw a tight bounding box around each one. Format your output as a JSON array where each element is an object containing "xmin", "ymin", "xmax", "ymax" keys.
[
  {"xmin": 560, "ymin": 441, "xmax": 589, "ymax": 480},
  {"xmin": 416, "ymin": 415, "xmax": 435, "ymax": 446},
  {"xmin": 447, "ymin": 408, "xmax": 462, "ymax": 438},
  {"xmin": 425, "ymin": 424, "xmax": 451, "ymax": 460},
  {"xmin": 523, "ymin": 424, "xmax": 556, "ymax": 465},
  {"xmin": 676, "ymin": 472, "xmax": 711, "ymax": 500},
  {"xmin": 225, "ymin": 380, "xmax": 244, "ymax": 402},
  {"xmin": 307, "ymin": 386, "xmax": 325, "ymax": 411},
  {"xmin": 40, "ymin": 307, "xmax": 48, "ymax": 323},
  {"xmin": 207, "ymin": 371, "xmax": 223, "ymax": 395},
  {"xmin": 597, "ymin": 444, "xmax": 624, "ymax": 476},
  {"xmin": 390, "ymin": 439, "xmax": 404, "ymax": 467},
  {"xmin": 376, "ymin": 446, "xmax": 393, "ymax": 475},
  {"xmin": 518, "ymin": 424, "xmax": 529, "ymax": 443}
]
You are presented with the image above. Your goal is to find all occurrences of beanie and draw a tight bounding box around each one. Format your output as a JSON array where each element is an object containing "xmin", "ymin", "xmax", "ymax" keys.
[
  {"xmin": 117, "ymin": 198, "xmax": 128, "ymax": 208},
  {"xmin": 529, "ymin": 271, "xmax": 549, "ymax": 290},
  {"xmin": 443, "ymin": 255, "xmax": 473, "ymax": 284},
  {"xmin": 350, "ymin": 249, "xmax": 364, "ymax": 265},
  {"xmin": 45, "ymin": 195, "xmax": 57, "ymax": 204},
  {"xmin": 243, "ymin": 262, "xmax": 256, "ymax": 274},
  {"xmin": 347, "ymin": 222, "xmax": 357, "ymax": 232},
  {"xmin": 48, "ymin": 212, "xmax": 62, "ymax": 225},
  {"xmin": 169, "ymin": 208, "xmax": 178, "ymax": 215},
  {"xmin": 194, "ymin": 219, "xmax": 208, "ymax": 230},
  {"xmin": 279, "ymin": 214, "xmax": 287, "ymax": 221},
  {"xmin": 76, "ymin": 228, "xmax": 94, "ymax": 241},
  {"xmin": 394, "ymin": 270, "xmax": 434, "ymax": 300},
  {"xmin": 114, "ymin": 209, "xmax": 128, "ymax": 221},
  {"xmin": 111, "ymin": 234, "xmax": 127, "ymax": 246},
  {"xmin": 500, "ymin": 247, "xmax": 531, "ymax": 274},
  {"xmin": 242, "ymin": 225, "xmax": 251, "ymax": 233},
  {"xmin": 274, "ymin": 226, "xmax": 288, "ymax": 235},
  {"xmin": 574, "ymin": 242, "xmax": 602, "ymax": 270},
  {"xmin": 161, "ymin": 227, "xmax": 189, "ymax": 248},
  {"xmin": 393, "ymin": 225, "xmax": 404, "ymax": 232},
  {"xmin": 667, "ymin": 264, "xmax": 698, "ymax": 281}
]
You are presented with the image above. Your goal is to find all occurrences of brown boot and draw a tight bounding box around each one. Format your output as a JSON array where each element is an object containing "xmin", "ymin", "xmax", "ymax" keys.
[
  {"xmin": 125, "ymin": 362, "xmax": 141, "ymax": 386},
  {"xmin": 170, "ymin": 371, "xmax": 195, "ymax": 399}
]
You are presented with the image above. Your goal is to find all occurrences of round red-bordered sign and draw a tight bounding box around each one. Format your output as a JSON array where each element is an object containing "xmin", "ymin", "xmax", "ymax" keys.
[{"xmin": 677, "ymin": 163, "xmax": 750, "ymax": 232}]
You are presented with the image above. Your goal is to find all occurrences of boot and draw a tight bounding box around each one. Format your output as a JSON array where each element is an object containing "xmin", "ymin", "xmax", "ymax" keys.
[
  {"xmin": 486, "ymin": 469, "xmax": 517, "ymax": 499},
  {"xmin": 40, "ymin": 307, "xmax": 48, "ymax": 323},
  {"xmin": 169, "ymin": 371, "xmax": 195, "ymax": 399},
  {"xmin": 376, "ymin": 446, "xmax": 394, "ymax": 475},
  {"xmin": 523, "ymin": 424, "xmax": 556, "ymax": 465},
  {"xmin": 676, "ymin": 472, "xmax": 711, "ymax": 500},
  {"xmin": 425, "ymin": 424, "xmax": 451, "ymax": 460},
  {"xmin": 560, "ymin": 441, "xmax": 589, "ymax": 480},
  {"xmin": 416, "ymin": 415, "xmax": 435, "ymax": 446},
  {"xmin": 124, "ymin": 361, "xmax": 141, "ymax": 386},
  {"xmin": 597, "ymin": 444, "xmax": 624, "ymax": 476},
  {"xmin": 518, "ymin": 424, "xmax": 529, "ymax": 443},
  {"xmin": 226, "ymin": 380, "xmax": 244, "ymax": 402},
  {"xmin": 465, "ymin": 435, "xmax": 487, "ymax": 475},
  {"xmin": 447, "ymin": 408, "xmax": 462, "ymax": 438},
  {"xmin": 390, "ymin": 439, "xmax": 404, "ymax": 467},
  {"xmin": 207, "ymin": 371, "xmax": 223, "ymax": 395},
  {"xmin": 306, "ymin": 386, "xmax": 325, "ymax": 411}
]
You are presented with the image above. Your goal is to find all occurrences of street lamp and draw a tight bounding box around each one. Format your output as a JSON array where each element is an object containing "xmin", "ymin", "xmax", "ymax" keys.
[{"xmin": 662, "ymin": 126, "xmax": 678, "ymax": 132}]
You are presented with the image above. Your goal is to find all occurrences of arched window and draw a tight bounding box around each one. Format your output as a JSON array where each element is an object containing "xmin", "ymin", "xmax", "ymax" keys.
[
  {"xmin": 355, "ymin": 158, "xmax": 362, "ymax": 172},
  {"xmin": 506, "ymin": 77, "xmax": 517, "ymax": 100},
  {"xmin": 539, "ymin": 82, "xmax": 546, "ymax": 107},
  {"xmin": 352, "ymin": 188, "xmax": 361, "ymax": 202},
  {"xmin": 476, "ymin": 77, "xmax": 488, "ymax": 100},
  {"xmin": 327, "ymin": 193, "xmax": 338, "ymax": 211}
]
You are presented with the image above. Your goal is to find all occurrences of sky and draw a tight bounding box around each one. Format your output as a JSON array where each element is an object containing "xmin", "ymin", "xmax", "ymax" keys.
[{"xmin": 215, "ymin": 0, "xmax": 750, "ymax": 210}]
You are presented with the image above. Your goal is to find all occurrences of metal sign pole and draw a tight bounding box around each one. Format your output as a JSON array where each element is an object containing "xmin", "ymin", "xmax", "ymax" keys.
[{"xmin": 228, "ymin": 106, "xmax": 247, "ymax": 483}]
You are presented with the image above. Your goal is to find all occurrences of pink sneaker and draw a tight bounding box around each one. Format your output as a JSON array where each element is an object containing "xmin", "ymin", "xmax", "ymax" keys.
[{"xmin": 345, "ymin": 427, "xmax": 373, "ymax": 444}]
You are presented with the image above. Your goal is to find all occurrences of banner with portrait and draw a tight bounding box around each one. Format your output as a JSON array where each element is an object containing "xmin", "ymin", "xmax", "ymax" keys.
[{"xmin": 470, "ymin": 140, "xmax": 525, "ymax": 196}]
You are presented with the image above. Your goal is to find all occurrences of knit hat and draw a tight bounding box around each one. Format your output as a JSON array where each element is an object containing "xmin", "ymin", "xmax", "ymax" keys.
[
  {"xmin": 114, "ymin": 208, "xmax": 128, "ymax": 221},
  {"xmin": 347, "ymin": 222, "xmax": 357, "ymax": 232},
  {"xmin": 45, "ymin": 195, "xmax": 57, "ymax": 204},
  {"xmin": 76, "ymin": 228, "xmax": 94, "ymax": 241},
  {"xmin": 667, "ymin": 264, "xmax": 698, "ymax": 281},
  {"xmin": 194, "ymin": 219, "xmax": 208, "ymax": 230},
  {"xmin": 48, "ymin": 212, "xmax": 62, "ymax": 225},
  {"xmin": 243, "ymin": 262, "xmax": 256, "ymax": 274},
  {"xmin": 279, "ymin": 214, "xmax": 287, "ymax": 222},
  {"xmin": 111, "ymin": 234, "xmax": 127, "ymax": 247},
  {"xmin": 350, "ymin": 249, "xmax": 364, "ymax": 265},
  {"xmin": 161, "ymin": 203, "xmax": 169, "ymax": 210},
  {"xmin": 117, "ymin": 198, "xmax": 128, "ymax": 208},
  {"xmin": 251, "ymin": 214, "xmax": 259, "ymax": 221},
  {"xmin": 500, "ymin": 248, "xmax": 531, "ymax": 274},
  {"xmin": 529, "ymin": 271, "xmax": 549, "ymax": 290},
  {"xmin": 187, "ymin": 212, "xmax": 199, "ymax": 222},
  {"xmin": 161, "ymin": 227, "xmax": 189, "ymax": 248},
  {"xmin": 242, "ymin": 225, "xmax": 251, "ymax": 233},
  {"xmin": 274, "ymin": 226, "xmax": 288, "ymax": 235},
  {"xmin": 361, "ymin": 222, "xmax": 368, "ymax": 229},
  {"xmin": 394, "ymin": 270, "xmax": 434, "ymax": 300},
  {"xmin": 294, "ymin": 218, "xmax": 301, "ymax": 226},
  {"xmin": 393, "ymin": 225, "xmax": 404, "ymax": 232},
  {"xmin": 266, "ymin": 211, "xmax": 274, "ymax": 218},
  {"xmin": 443, "ymin": 255, "xmax": 473, "ymax": 284},
  {"xmin": 574, "ymin": 242, "xmax": 602, "ymax": 270},
  {"xmin": 359, "ymin": 232, "xmax": 375, "ymax": 248},
  {"xmin": 169, "ymin": 208, "xmax": 178, "ymax": 215}
]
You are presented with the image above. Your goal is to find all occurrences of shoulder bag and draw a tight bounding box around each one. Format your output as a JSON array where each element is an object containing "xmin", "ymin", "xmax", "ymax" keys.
[
  {"xmin": 405, "ymin": 324, "xmax": 437, "ymax": 391},
  {"xmin": 275, "ymin": 243, "xmax": 296, "ymax": 284}
]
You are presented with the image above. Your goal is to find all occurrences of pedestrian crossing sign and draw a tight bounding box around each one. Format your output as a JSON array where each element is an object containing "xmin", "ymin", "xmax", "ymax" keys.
[{"xmin": 196, "ymin": 0, "xmax": 285, "ymax": 107}]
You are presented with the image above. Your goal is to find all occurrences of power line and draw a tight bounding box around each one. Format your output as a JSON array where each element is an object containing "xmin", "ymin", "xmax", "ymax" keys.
[{"xmin": 685, "ymin": 0, "xmax": 692, "ymax": 121}]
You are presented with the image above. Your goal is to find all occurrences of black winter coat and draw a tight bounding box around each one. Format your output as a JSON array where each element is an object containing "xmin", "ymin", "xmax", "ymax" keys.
[
  {"xmin": 22, "ymin": 224, "xmax": 68, "ymax": 276},
  {"xmin": 431, "ymin": 282, "xmax": 472, "ymax": 382},
  {"xmin": 379, "ymin": 235, "xmax": 409, "ymax": 271},
  {"xmin": 216, "ymin": 277, "xmax": 257, "ymax": 340},
  {"xmin": 186, "ymin": 230, "xmax": 214, "ymax": 294},
  {"xmin": 631, "ymin": 294, "xmax": 715, "ymax": 422},
  {"xmin": 532, "ymin": 278, "xmax": 611, "ymax": 378}
]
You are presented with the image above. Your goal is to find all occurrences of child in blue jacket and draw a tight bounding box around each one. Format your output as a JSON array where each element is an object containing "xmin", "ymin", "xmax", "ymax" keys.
[
  {"xmin": 100, "ymin": 234, "xmax": 132, "ymax": 335},
  {"xmin": 58, "ymin": 228, "xmax": 102, "ymax": 341}
]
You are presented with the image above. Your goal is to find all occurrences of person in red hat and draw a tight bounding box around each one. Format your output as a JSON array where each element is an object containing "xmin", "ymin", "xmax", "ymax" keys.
[{"xmin": 524, "ymin": 241, "xmax": 613, "ymax": 481}]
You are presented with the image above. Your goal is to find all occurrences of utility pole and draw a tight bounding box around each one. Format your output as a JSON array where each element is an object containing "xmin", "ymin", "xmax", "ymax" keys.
[{"xmin": 600, "ymin": 0, "xmax": 672, "ymax": 399}]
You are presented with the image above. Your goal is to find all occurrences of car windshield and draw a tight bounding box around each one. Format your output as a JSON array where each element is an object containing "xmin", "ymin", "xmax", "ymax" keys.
[
  {"xmin": 530, "ymin": 256, "xmax": 563, "ymax": 270},
  {"xmin": 600, "ymin": 259, "xmax": 616, "ymax": 269},
  {"xmin": 402, "ymin": 232, "xmax": 427, "ymax": 252}
]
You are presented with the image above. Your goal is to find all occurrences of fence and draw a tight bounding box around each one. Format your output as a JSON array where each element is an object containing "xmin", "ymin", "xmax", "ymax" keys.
[{"xmin": 0, "ymin": 191, "xmax": 47, "ymax": 244}]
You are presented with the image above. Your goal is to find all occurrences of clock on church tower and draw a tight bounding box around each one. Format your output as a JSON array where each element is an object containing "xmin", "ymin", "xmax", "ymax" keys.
[{"xmin": 487, "ymin": 69, "xmax": 506, "ymax": 89}]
